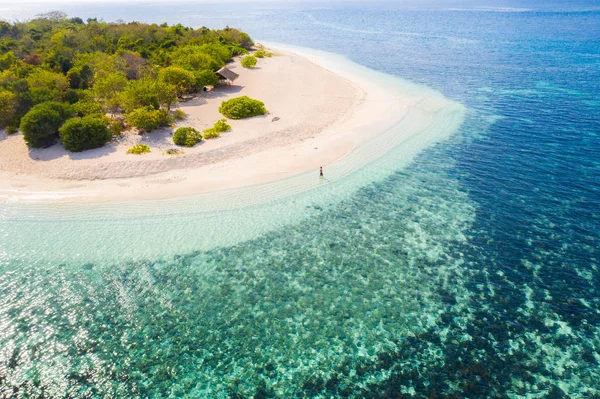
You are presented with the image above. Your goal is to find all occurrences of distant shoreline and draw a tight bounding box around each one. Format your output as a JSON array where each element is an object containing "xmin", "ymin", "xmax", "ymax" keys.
[{"xmin": 0, "ymin": 46, "xmax": 412, "ymax": 202}]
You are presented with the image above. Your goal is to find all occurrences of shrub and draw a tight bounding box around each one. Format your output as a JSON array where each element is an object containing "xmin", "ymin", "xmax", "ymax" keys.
[
  {"xmin": 265, "ymin": 52, "xmax": 273, "ymax": 58},
  {"xmin": 165, "ymin": 148, "xmax": 183, "ymax": 155},
  {"xmin": 0, "ymin": 91, "xmax": 16, "ymax": 128},
  {"xmin": 109, "ymin": 119, "xmax": 125, "ymax": 136},
  {"xmin": 213, "ymin": 118, "xmax": 231, "ymax": 132},
  {"xmin": 218, "ymin": 96, "xmax": 267, "ymax": 119},
  {"xmin": 73, "ymin": 99, "xmax": 103, "ymax": 117},
  {"xmin": 127, "ymin": 144, "xmax": 151, "ymax": 155},
  {"xmin": 228, "ymin": 45, "xmax": 249, "ymax": 56},
  {"xmin": 241, "ymin": 55, "xmax": 257, "ymax": 69},
  {"xmin": 201, "ymin": 118, "xmax": 231, "ymax": 139},
  {"xmin": 173, "ymin": 127, "xmax": 202, "ymax": 147},
  {"xmin": 254, "ymin": 50, "xmax": 265, "ymax": 58},
  {"xmin": 59, "ymin": 116, "xmax": 111, "ymax": 152},
  {"xmin": 26, "ymin": 70, "xmax": 69, "ymax": 103},
  {"xmin": 20, "ymin": 102, "xmax": 73, "ymax": 148},
  {"xmin": 202, "ymin": 128, "xmax": 221, "ymax": 139},
  {"xmin": 45, "ymin": 101, "xmax": 74, "ymax": 120},
  {"xmin": 6, "ymin": 125, "xmax": 18, "ymax": 135},
  {"xmin": 172, "ymin": 109, "xmax": 187, "ymax": 121},
  {"xmin": 125, "ymin": 106, "xmax": 171, "ymax": 132}
]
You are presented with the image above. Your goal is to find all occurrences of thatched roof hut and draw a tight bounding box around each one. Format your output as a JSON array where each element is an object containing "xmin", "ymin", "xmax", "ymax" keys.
[{"xmin": 216, "ymin": 67, "xmax": 239, "ymax": 85}]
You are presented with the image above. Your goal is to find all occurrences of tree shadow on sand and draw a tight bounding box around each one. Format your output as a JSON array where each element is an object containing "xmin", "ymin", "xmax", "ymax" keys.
[
  {"xmin": 181, "ymin": 85, "xmax": 245, "ymax": 107},
  {"xmin": 27, "ymin": 139, "xmax": 118, "ymax": 162}
]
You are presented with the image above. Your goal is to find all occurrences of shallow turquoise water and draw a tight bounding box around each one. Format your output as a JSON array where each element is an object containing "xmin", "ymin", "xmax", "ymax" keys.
[{"xmin": 1, "ymin": 1, "xmax": 600, "ymax": 397}]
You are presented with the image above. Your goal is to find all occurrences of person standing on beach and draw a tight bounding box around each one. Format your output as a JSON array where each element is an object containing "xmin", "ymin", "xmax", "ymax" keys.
[{"xmin": 320, "ymin": 166, "xmax": 324, "ymax": 178}]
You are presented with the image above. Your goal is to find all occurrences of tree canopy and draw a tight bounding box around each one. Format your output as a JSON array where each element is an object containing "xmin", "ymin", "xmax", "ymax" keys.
[{"xmin": 0, "ymin": 13, "xmax": 253, "ymax": 151}]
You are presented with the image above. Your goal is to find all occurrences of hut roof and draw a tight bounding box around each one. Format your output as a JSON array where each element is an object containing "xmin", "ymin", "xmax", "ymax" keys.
[{"xmin": 216, "ymin": 67, "xmax": 239, "ymax": 82}]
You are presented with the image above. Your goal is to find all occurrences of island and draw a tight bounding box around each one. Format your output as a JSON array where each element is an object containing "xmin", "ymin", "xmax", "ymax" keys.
[{"xmin": 0, "ymin": 13, "xmax": 415, "ymax": 202}]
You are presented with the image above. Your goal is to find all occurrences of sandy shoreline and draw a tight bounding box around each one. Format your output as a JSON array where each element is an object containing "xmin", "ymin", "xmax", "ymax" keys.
[{"xmin": 0, "ymin": 47, "xmax": 410, "ymax": 202}]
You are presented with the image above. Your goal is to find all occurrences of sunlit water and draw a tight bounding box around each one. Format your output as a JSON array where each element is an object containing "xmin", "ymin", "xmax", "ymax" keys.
[{"xmin": 1, "ymin": 1, "xmax": 599, "ymax": 397}]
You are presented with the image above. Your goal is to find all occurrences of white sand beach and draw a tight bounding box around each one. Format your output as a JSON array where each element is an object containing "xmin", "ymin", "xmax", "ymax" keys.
[{"xmin": 0, "ymin": 47, "xmax": 412, "ymax": 202}]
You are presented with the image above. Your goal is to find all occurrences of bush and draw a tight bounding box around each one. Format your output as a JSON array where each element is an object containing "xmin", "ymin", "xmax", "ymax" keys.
[
  {"xmin": 73, "ymin": 99, "xmax": 103, "ymax": 117},
  {"xmin": 228, "ymin": 45, "xmax": 249, "ymax": 56},
  {"xmin": 109, "ymin": 119, "xmax": 125, "ymax": 136},
  {"xmin": 219, "ymin": 96, "xmax": 267, "ymax": 119},
  {"xmin": 125, "ymin": 106, "xmax": 171, "ymax": 132},
  {"xmin": 172, "ymin": 109, "xmax": 187, "ymax": 121},
  {"xmin": 173, "ymin": 127, "xmax": 202, "ymax": 147},
  {"xmin": 6, "ymin": 125, "xmax": 18, "ymax": 135},
  {"xmin": 0, "ymin": 91, "xmax": 16, "ymax": 128},
  {"xmin": 127, "ymin": 144, "xmax": 151, "ymax": 155},
  {"xmin": 26, "ymin": 70, "xmax": 69, "ymax": 103},
  {"xmin": 202, "ymin": 128, "xmax": 221, "ymax": 139},
  {"xmin": 20, "ymin": 102, "xmax": 73, "ymax": 148},
  {"xmin": 59, "ymin": 116, "xmax": 111, "ymax": 152},
  {"xmin": 254, "ymin": 50, "xmax": 265, "ymax": 58},
  {"xmin": 165, "ymin": 148, "xmax": 183, "ymax": 155},
  {"xmin": 213, "ymin": 118, "xmax": 231, "ymax": 132},
  {"xmin": 241, "ymin": 55, "xmax": 257, "ymax": 69}
]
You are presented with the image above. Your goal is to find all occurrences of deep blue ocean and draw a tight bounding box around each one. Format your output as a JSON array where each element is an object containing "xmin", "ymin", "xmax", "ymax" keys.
[{"xmin": 1, "ymin": 1, "xmax": 599, "ymax": 397}]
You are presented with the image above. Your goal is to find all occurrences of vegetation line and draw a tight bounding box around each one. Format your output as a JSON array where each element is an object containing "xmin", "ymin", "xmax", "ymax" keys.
[{"xmin": 0, "ymin": 12, "xmax": 253, "ymax": 152}]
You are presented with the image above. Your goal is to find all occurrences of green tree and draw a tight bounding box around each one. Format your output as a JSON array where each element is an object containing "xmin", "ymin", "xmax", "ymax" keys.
[
  {"xmin": 194, "ymin": 69, "xmax": 218, "ymax": 88},
  {"xmin": 26, "ymin": 70, "xmax": 70, "ymax": 104},
  {"xmin": 73, "ymin": 99, "xmax": 103, "ymax": 116},
  {"xmin": 0, "ymin": 91, "xmax": 17, "ymax": 128},
  {"xmin": 154, "ymin": 80, "xmax": 178, "ymax": 110},
  {"xmin": 120, "ymin": 78, "xmax": 178, "ymax": 112},
  {"xmin": 171, "ymin": 46, "xmax": 217, "ymax": 71},
  {"xmin": 5, "ymin": 79, "xmax": 33, "ymax": 123},
  {"xmin": 0, "ymin": 51, "xmax": 17, "ymax": 71},
  {"xmin": 196, "ymin": 43, "xmax": 231, "ymax": 65},
  {"xmin": 20, "ymin": 102, "xmax": 73, "ymax": 148},
  {"xmin": 59, "ymin": 116, "xmax": 111, "ymax": 152},
  {"xmin": 67, "ymin": 64, "xmax": 93, "ymax": 89},
  {"xmin": 120, "ymin": 78, "xmax": 159, "ymax": 113},
  {"xmin": 93, "ymin": 72, "xmax": 127, "ymax": 114},
  {"xmin": 241, "ymin": 55, "xmax": 257, "ymax": 69},
  {"xmin": 125, "ymin": 106, "xmax": 171, "ymax": 132},
  {"xmin": 216, "ymin": 27, "xmax": 253, "ymax": 49},
  {"xmin": 158, "ymin": 67, "xmax": 195, "ymax": 97},
  {"xmin": 75, "ymin": 52, "xmax": 126, "ymax": 82}
]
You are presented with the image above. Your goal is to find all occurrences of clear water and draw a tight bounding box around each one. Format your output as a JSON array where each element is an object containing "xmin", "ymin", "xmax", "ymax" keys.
[{"xmin": 1, "ymin": 1, "xmax": 599, "ymax": 397}]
